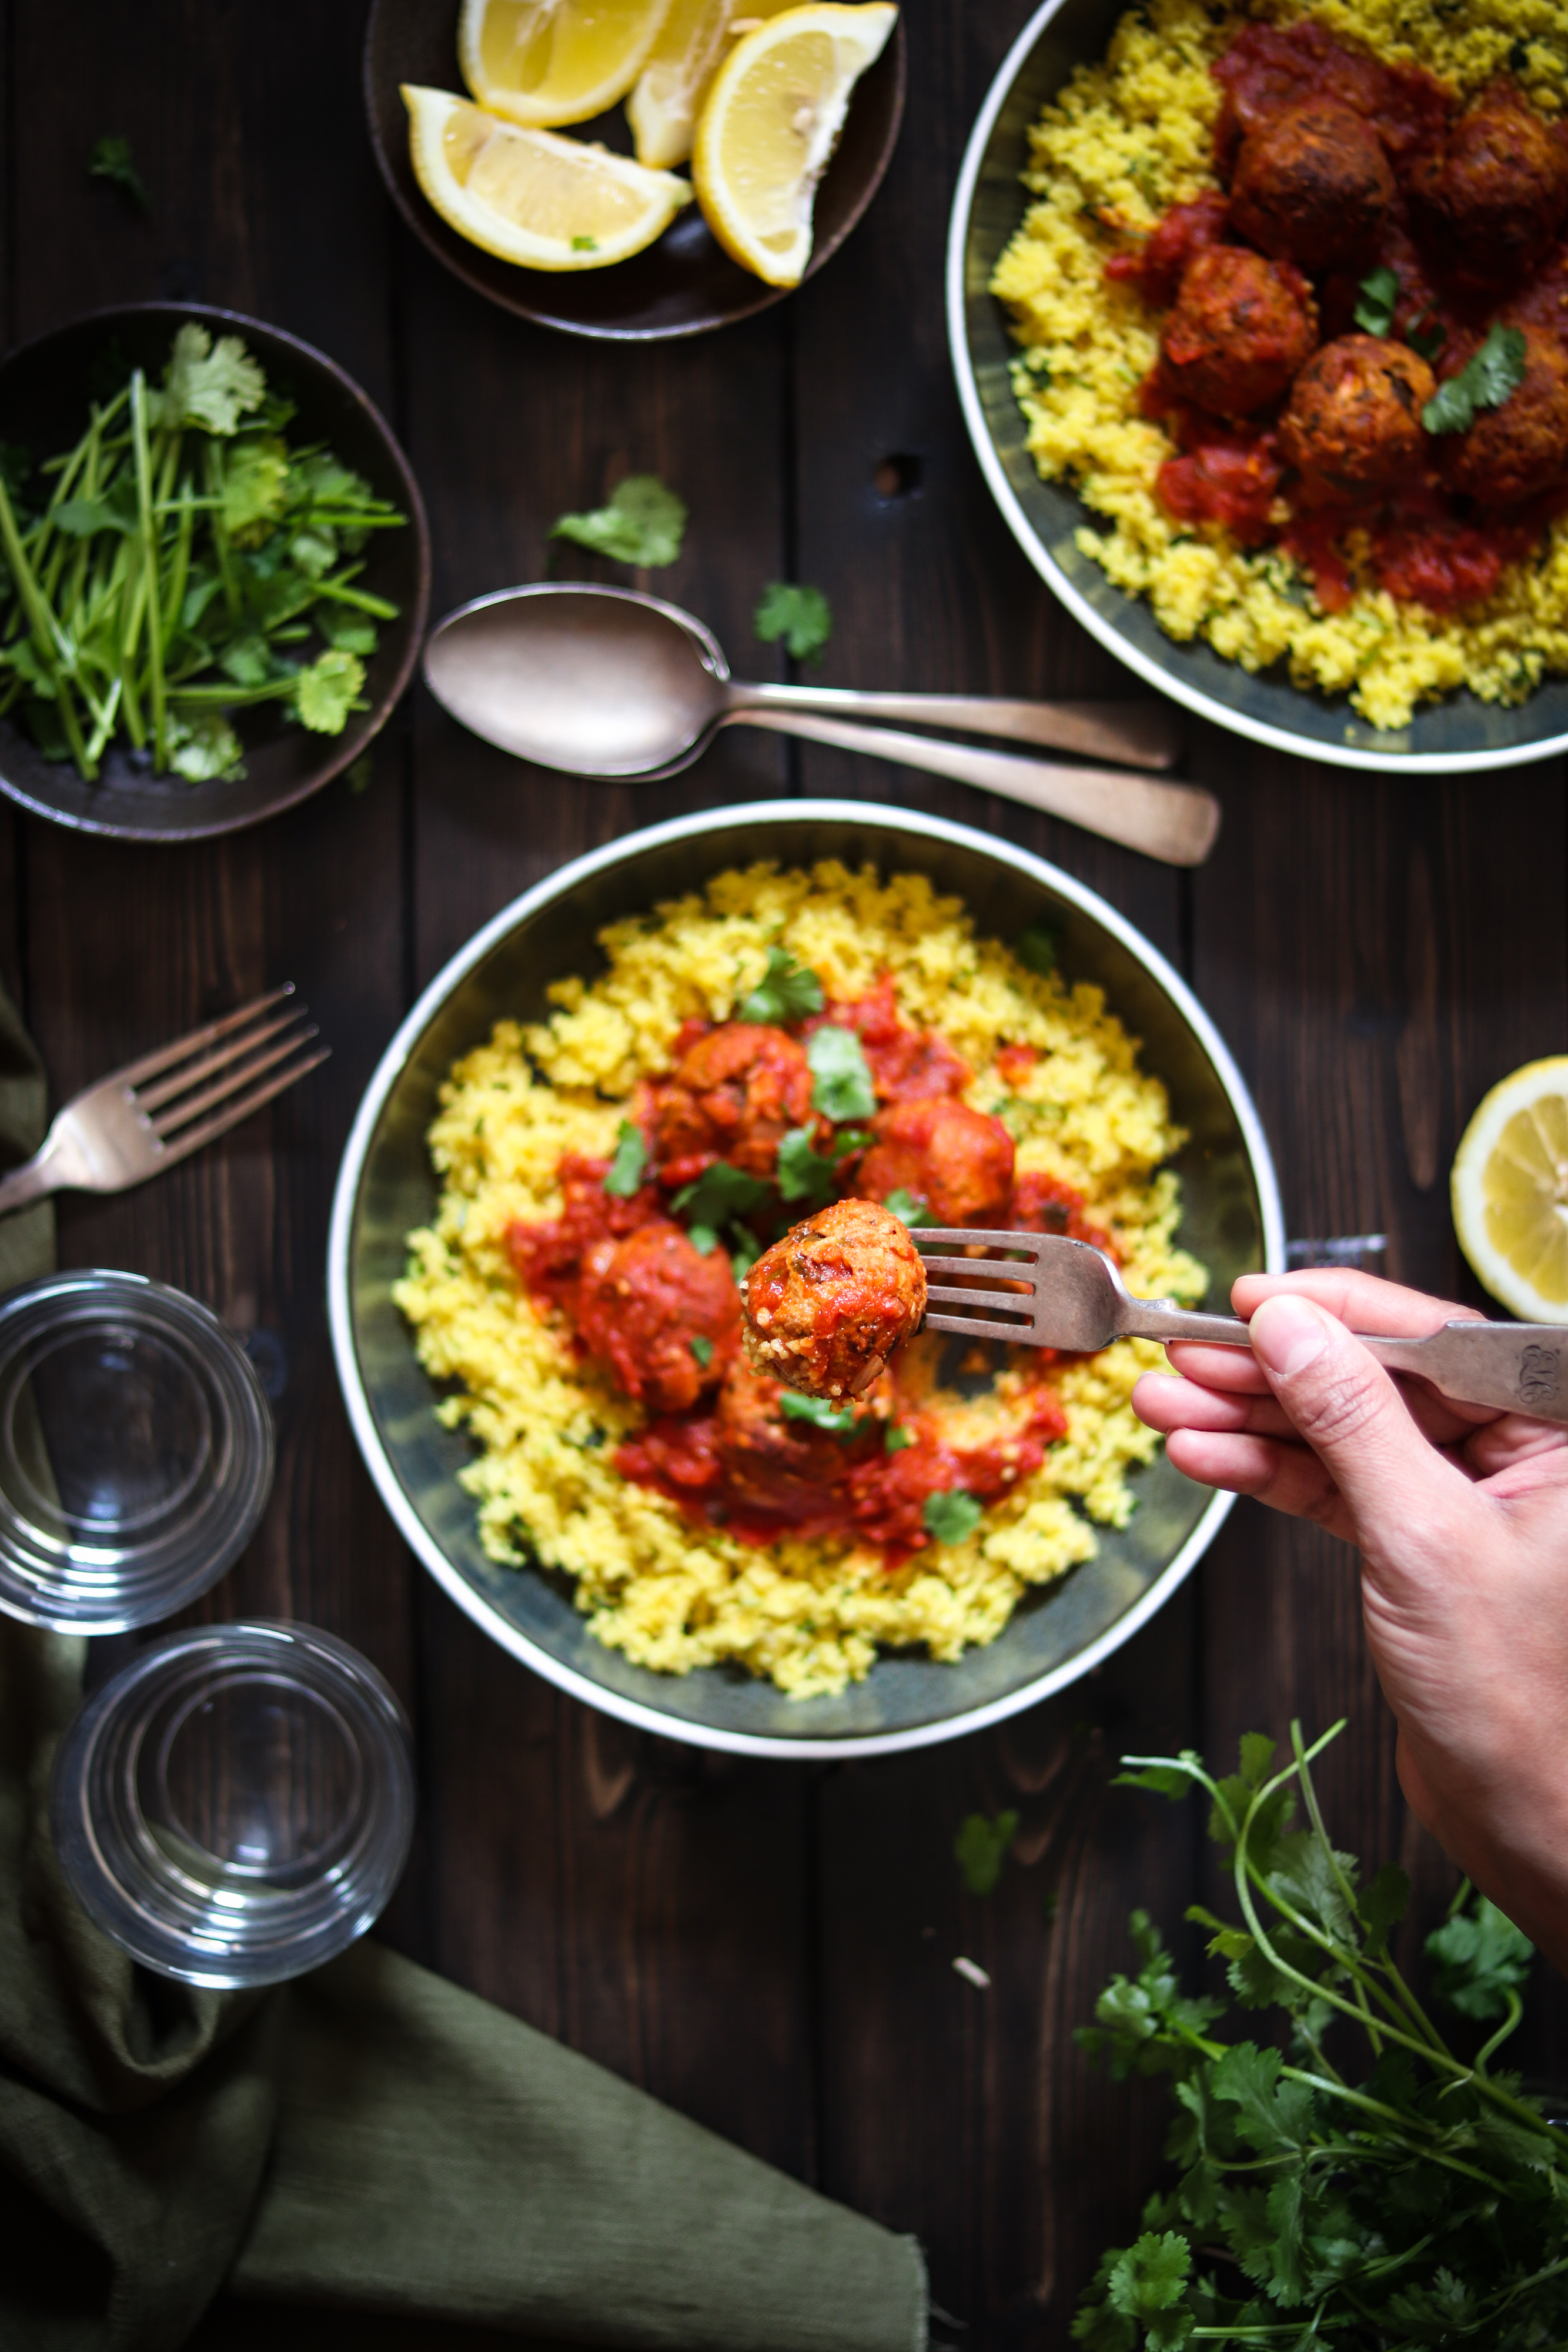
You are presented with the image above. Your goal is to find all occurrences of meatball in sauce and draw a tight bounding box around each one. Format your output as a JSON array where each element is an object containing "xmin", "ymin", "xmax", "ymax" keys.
[
  {"xmin": 1158, "ymin": 245, "xmax": 1319, "ymax": 418},
  {"xmin": 1230, "ymin": 99, "xmax": 1395, "ymax": 272},
  {"xmin": 1441, "ymin": 326, "xmax": 1568, "ymax": 505},
  {"xmin": 741, "ymin": 1198, "xmax": 927, "ymax": 1401},
  {"xmin": 1405, "ymin": 78, "xmax": 1568, "ymax": 288},
  {"xmin": 1279, "ymin": 333, "xmax": 1435, "ymax": 498},
  {"xmin": 711, "ymin": 1355, "xmax": 882, "ymax": 1519},
  {"xmin": 574, "ymin": 1221, "xmax": 740, "ymax": 1416},
  {"xmin": 854, "ymin": 1096, "xmax": 1015, "ymax": 1230},
  {"xmin": 653, "ymin": 1023, "xmax": 815, "ymax": 1184}
]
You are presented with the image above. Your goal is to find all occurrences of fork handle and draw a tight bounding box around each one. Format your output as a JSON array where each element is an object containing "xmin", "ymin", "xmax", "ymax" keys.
[
  {"xmin": 0, "ymin": 1142, "xmax": 62, "ymax": 1217},
  {"xmin": 1123, "ymin": 1301, "xmax": 1568, "ymax": 1424}
]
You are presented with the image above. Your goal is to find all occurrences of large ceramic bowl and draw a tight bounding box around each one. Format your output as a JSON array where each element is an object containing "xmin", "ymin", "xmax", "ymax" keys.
[
  {"xmin": 329, "ymin": 802, "xmax": 1283, "ymax": 1758},
  {"xmin": 947, "ymin": 0, "xmax": 1568, "ymax": 774}
]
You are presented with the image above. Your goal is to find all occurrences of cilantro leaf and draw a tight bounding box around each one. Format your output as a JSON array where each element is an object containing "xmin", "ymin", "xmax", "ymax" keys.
[
  {"xmin": 1353, "ymin": 263, "xmax": 1399, "ymax": 338},
  {"xmin": 603, "ymin": 1121, "xmax": 647, "ymax": 1198},
  {"xmin": 688, "ymin": 1334, "xmax": 714, "ymax": 1368},
  {"xmin": 1015, "ymin": 923, "xmax": 1058, "ymax": 975},
  {"xmin": 671, "ymin": 1161, "xmax": 770, "ymax": 1253},
  {"xmin": 88, "ymin": 133, "xmax": 151, "ymax": 217},
  {"xmin": 730, "ymin": 1228, "xmax": 763, "ymax": 1281},
  {"xmin": 220, "ymin": 436, "xmax": 290, "ymax": 540},
  {"xmin": 884, "ymin": 1422, "xmax": 914, "ymax": 1453},
  {"xmin": 776, "ymin": 1125, "xmax": 841, "ymax": 1205},
  {"xmin": 738, "ymin": 945, "xmax": 824, "ymax": 1024},
  {"xmin": 162, "ymin": 323, "xmax": 266, "ymax": 436},
  {"xmin": 292, "ymin": 648, "xmax": 365, "ymax": 734},
  {"xmin": 1426, "ymin": 1892, "xmax": 1533, "ymax": 2020},
  {"xmin": 1407, "ymin": 312, "xmax": 1445, "ymax": 364},
  {"xmin": 780, "ymin": 1392, "xmax": 860, "ymax": 1434},
  {"xmin": 955, "ymin": 1809, "xmax": 1018, "ymax": 1896},
  {"xmin": 1422, "ymin": 323, "xmax": 1528, "ymax": 435},
  {"xmin": 1360, "ymin": 1860, "xmax": 1411, "ymax": 1958},
  {"xmin": 52, "ymin": 495, "xmax": 129, "ymax": 539},
  {"xmin": 165, "ymin": 712, "xmax": 244, "ymax": 783},
  {"xmin": 807, "ymin": 1025, "xmax": 876, "ymax": 1121},
  {"xmin": 550, "ymin": 474, "xmax": 687, "ymax": 568},
  {"xmin": 924, "ymin": 1488, "xmax": 982, "ymax": 1545},
  {"xmin": 754, "ymin": 580, "xmax": 834, "ymax": 664},
  {"xmin": 1106, "ymin": 2232, "xmax": 1192, "ymax": 2326},
  {"xmin": 884, "ymin": 1185, "xmax": 937, "ymax": 1228}
]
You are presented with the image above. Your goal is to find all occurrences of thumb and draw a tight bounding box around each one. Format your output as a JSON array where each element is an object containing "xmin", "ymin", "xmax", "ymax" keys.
[{"xmin": 1248, "ymin": 1293, "xmax": 1475, "ymax": 1559}]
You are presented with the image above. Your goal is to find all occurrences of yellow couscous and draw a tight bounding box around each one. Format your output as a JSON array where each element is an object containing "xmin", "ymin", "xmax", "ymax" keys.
[
  {"xmin": 991, "ymin": 0, "xmax": 1568, "ymax": 731},
  {"xmin": 394, "ymin": 863, "xmax": 1206, "ymax": 1699}
]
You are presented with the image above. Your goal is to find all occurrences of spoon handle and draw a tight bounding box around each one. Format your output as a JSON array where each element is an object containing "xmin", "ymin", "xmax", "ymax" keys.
[
  {"xmin": 731, "ymin": 681, "xmax": 1182, "ymax": 771},
  {"xmin": 719, "ymin": 709, "xmax": 1221, "ymax": 867}
]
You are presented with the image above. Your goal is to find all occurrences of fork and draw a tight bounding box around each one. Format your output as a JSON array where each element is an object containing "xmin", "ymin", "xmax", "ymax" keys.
[
  {"xmin": 0, "ymin": 986, "xmax": 330, "ymax": 1217},
  {"xmin": 914, "ymin": 1228, "xmax": 1568, "ymax": 1425}
]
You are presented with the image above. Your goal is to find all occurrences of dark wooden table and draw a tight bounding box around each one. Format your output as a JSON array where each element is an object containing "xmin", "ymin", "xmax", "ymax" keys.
[{"xmin": 14, "ymin": 5, "xmax": 1568, "ymax": 2346}]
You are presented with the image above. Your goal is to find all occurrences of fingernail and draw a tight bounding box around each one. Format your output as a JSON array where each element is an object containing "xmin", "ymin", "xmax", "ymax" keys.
[{"xmin": 1250, "ymin": 1294, "xmax": 1328, "ymax": 1378}]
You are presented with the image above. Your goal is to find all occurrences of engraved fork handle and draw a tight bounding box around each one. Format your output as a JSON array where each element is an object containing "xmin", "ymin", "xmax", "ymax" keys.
[{"xmin": 1121, "ymin": 1299, "xmax": 1568, "ymax": 1424}]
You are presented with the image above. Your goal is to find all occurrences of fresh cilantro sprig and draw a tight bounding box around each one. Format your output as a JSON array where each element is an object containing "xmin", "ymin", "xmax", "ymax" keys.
[
  {"xmin": 955, "ymin": 1809, "xmax": 1018, "ymax": 1896},
  {"xmin": 779, "ymin": 1391, "xmax": 861, "ymax": 1435},
  {"xmin": 738, "ymin": 946, "xmax": 824, "ymax": 1024},
  {"xmin": 1423, "ymin": 323, "xmax": 1528, "ymax": 435},
  {"xmin": 603, "ymin": 1121, "xmax": 647, "ymax": 1199},
  {"xmin": 754, "ymin": 580, "xmax": 833, "ymax": 664},
  {"xmin": 776, "ymin": 1123, "xmax": 869, "ymax": 1207},
  {"xmin": 1354, "ymin": 263, "xmax": 1400, "ymax": 338},
  {"xmin": 807, "ymin": 1025, "xmax": 877, "ymax": 1121},
  {"xmin": 0, "ymin": 323, "xmax": 405, "ymax": 785},
  {"xmin": 88, "ymin": 133, "xmax": 151, "ymax": 217},
  {"xmin": 550, "ymin": 475, "xmax": 687, "ymax": 568},
  {"xmin": 1015, "ymin": 924, "xmax": 1058, "ymax": 977},
  {"xmin": 670, "ymin": 1160, "xmax": 770, "ymax": 1255},
  {"xmin": 884, "ymin": 1186, "xmax": 937, "ymax": 1228},
  {"xmin": 924, "ymin": 1488, "xmax": 982, "ymax": 1545},
  {"xmin": 1075, "ymin": 1719, "xmax": 1567, "ymax": 2352}
]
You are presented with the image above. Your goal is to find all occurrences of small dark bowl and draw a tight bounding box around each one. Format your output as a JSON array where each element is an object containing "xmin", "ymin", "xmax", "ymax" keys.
[
  {"xmin": 0, "ymin": 303, "xmax": 430, "ymax": 841},
  {"xmin": 364, "ymin": 0, "xmax": 906, "ymax": 342}
]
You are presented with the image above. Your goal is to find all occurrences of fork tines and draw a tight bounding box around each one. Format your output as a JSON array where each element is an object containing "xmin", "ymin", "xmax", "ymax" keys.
[
  {"xmin": 911, "ymin": 1227, "xmax": 1042, "ymax": 1338},
  {"xmin": 128, "ymin": 985, "xmax": 330, "ymax": 1159}
]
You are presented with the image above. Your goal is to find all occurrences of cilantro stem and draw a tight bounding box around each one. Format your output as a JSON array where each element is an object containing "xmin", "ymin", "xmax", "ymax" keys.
[
  {"xmin": 0, "ymin": 469, "xmax": 93, "ymax": 777},
  {"xmin": 203, "ymin": 439, "xmax": 242, "ymax": 624},
  {"xmin": 129, "ymin": 376, "xmax": 166, "ymax": 770},
  {"xmin": 309, "ymin": 571, "xmax": 399, "ymax": 619}
]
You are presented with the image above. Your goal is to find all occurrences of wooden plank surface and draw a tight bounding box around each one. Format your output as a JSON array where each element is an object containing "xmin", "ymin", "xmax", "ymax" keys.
[{"xmin": 4, "ymin": 0, "xmax": 1567, "ymax": 2346}]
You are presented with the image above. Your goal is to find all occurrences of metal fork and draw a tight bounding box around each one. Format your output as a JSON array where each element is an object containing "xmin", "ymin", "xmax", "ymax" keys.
[
  {"xmin": 0, "ymin": 986, "xmax": 329, "ymax": 1218},
  {"xmin": 914, "ymin": 1227, "xmax": 1568, "ymax": 1425}
]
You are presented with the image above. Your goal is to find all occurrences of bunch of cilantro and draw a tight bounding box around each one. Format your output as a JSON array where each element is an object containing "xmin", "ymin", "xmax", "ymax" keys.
[
  {"xmin": 1075, "ymin": 1722, "xmax": 1559, "ymax": 2351},
  {"xmin": 0, "ymin": 324, "xmax": 407, "ymax": 784}
]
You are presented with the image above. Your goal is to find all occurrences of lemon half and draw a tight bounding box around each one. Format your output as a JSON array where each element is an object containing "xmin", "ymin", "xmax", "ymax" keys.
[
  {"xmin": 1452, "ymin": 1056, "xmax": 1568, "ymax": 1320},
  {"xmin": 404, "ymin": 85, "xmax": 694, "ymax": 270},
  {"xmin": 628, "ymin": 0, "xmax": 797, "ymax": 171},
  {"xmin": 692, "ymin": 2, "xmax": 897, "ymax": 286},
  {"xmin": 459, "ymin": 0, "xmax": 676, "ymax": 128}
]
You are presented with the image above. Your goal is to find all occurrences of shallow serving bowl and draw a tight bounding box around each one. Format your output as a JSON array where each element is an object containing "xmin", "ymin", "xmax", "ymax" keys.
[
  {"xmin": 947, "ymin": 0, "xmax": 1568, "ymax": 774},
  {"xmin": 0, "ymin": 303, "xmax": 430, "ymax": 841},
  {"xmin": 329, "ymin": 801, "xmax": 1283, "ymax": 1759}
]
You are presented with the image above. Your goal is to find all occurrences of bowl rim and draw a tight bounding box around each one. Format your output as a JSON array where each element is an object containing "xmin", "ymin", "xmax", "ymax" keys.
[
  {"xmin": 327, "ymin": 798, "xmax": 1285, "ymax": 1758},
  {"xmin": 362, "ymin": 0, "xmax": 908, "ymax": 344},
  {"xmin": 0, "ymin": 299, "xmax": 432, "ymax": 840},
  {"xmin": 945, "ymin": 0, "xmax": 1568, "ymax": 777}
]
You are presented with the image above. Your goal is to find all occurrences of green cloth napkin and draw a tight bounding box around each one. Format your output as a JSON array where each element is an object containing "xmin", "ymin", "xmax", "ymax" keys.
[{"xmin": 0, "ymin": 983, "xmax": 927, "ymax": 2352}]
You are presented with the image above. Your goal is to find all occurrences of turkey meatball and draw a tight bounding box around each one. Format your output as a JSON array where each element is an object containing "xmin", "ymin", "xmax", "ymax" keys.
[
  {"xmin": 741, "ymin": 1198, "xmax": 927, "ymax": 1401},
  {"xmin": 712, "ymin": 1356, "xmax": 881, "ymax": 1519},
  {"xmin": 1230, "ymin": 99, "xmax": 1395, "ymax": 272},
  {"xmin": 653, "ymin": 1023, "xmax": 815, "ymax": 1182},
  {"xmin": 854, "ymin": 1097, "xmax": 1015, "ymax": 1230},
  {"xmin": 574, "ymin": 1221, "xmax": 739, "ymax": 1415},
  {"xmin": 1405, "ymin": 78, "xmax": 1568, "ymax": 287},
  {"xmin": 1279, "ymin": 333, "xmax": 1435, "ymax": 497},
  {"xmin": 1440, "ymin": 326, "xmax": 1568, "ymax": 505},
  {"xmin": 1159, "ymin": 245, "xmax": 1320, "ymax": 419}
]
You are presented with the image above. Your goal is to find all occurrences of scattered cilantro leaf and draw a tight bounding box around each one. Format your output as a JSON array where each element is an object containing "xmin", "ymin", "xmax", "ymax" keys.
[
  {"xmin": 603, "ymin": 1121, "xmax": 647, "ymax": 1198},
  {"xmin": 776, "ymin": 1125, "xmax": 842, "ymax": 1205},
  {"xmin": 884, "ymin": 1422, "xmax": 914, "ymax": 1454},
  {"xmin": 924, "ymin": 1488, "xmax": 982, "ymax": 1545},
  {"xmin": 780, "ymin": 1392, "xmax": 860, "ymax": 1434},
  {"xmin": 550, "ymin": 474, "xmax": 687, "ymax": 567},
  {"xmin": 754, "ymin": 580, "xmax": 834, "ymax": 664},
  {"xmin": 671, "ymin": 1161, "xmax": 770, "ymax": 1248},
  {"xmin": 163, "ymin": 323, "xmax": 266, "ymax": 435},
  {"xmin": 738, "ymin": 945, "xmax": 824, "ymax": 1024},
  {"xmin": 1354, "ymin": 263, "xmax": 1399, "ymax": 338},
  {"xmin": 884, "ymin": 1185, "xmax": 937, "ymax": 1228},
  {"xmin": 346, "ymin": 752, "xmax": 373, "ymax": 795},
  {"xmin": 729, "ymin": 1228, "xmax": 763, "ymax": 1281},
  {"xmin": 571, "ymin": 235, "xmax": 599, "ymax": 251},
  {"xmin": 688, "ymin": 1334, "xmax": 715, "ymax": 1368},
  {"xmin": 222, "ymin": 437, "xmax": 290, "ymax": 539},
  {"xmin": 807, "ymin": 1025, "xmax": 876, "ymax": 1121},
  {"xmin": 88, "ymin": 133, "xmax": 151, "ymax": 216},
  {"xmin": 165, "ymin": 711, "xmax": 244, "ymax": 782},
  {"xmin": 955, "ymin": 1809, "xmax": 1018, "ymax": 1896},
  {"xmin": 293, "ymin": 648, "xmax": 365, "ymax": 734},
  {"xmin": 1407, "ymin": 310, "xmax": 1446, "ymax": 364},
  {"xmin": 1015, "ymin": 923, "xmax": 1057, "ymax": 975},
  {"xmin": 1422, "ymin": 323, "xmax": 1528, "ymax": 435},
  {"xmin": 1426, "ymin": 1893, "xmax": 1534, "ymax": 2020}
]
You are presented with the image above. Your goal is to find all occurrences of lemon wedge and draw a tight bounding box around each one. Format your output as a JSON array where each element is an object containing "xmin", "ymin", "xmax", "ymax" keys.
[
  {"xmin": 691, "ymin": 2, "xmax": 897, "ymax": 286},
  {"xmin": 404, "ymin": 87, "xmax": 694, "ymax": 270},
  {"xmin": 459, "ymin": 0, "xmax": 676, "ymax": 128},
  {"xmin": 1452, "ymin": 1057, "xmax": 1568, "ymax": 1320},
  {"xmin": 628, "ymin": 0, "xmax": 796, "ymax": 171}
]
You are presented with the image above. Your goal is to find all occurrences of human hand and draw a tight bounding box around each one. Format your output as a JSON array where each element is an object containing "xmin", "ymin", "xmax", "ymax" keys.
[{"xmin": 1131, "ymin": 1269, "xmax": 1568, "ymax": 1965}]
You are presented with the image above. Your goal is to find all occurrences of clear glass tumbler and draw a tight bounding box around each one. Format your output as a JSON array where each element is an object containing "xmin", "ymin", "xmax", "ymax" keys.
[
  {"xmin": 0, "ymin": 1269, "xmax": 274, "ymax": 1631},
  {"xmin": 49, "ymin": 1621, "xmax": 415, "ymax": 1986}
]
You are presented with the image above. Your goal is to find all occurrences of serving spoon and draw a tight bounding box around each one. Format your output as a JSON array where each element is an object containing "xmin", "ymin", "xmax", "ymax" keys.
[
  {"xmin": 914, "ymin": 1229, "xmax": 1568, "ymax": 1424},
  {"xmin": 422, "ymin": 584, "xmax": 1221, "ymax": 867}
]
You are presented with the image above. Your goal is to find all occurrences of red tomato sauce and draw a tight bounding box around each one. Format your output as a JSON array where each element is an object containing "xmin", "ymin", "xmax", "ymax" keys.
[
  {"xmin": 507, "ymin": 1151, "xmax": 664, "ymax": 1315},
  {"xmin": 805, "ymin": 975, "xmax": 972, "ymax": 1102},
  {"xmin": 1114, "ymin": 21, "xmax": 1568, "ymax": 613}
]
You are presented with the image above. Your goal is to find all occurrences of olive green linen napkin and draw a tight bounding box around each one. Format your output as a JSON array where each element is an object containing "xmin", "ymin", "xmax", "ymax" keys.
[{"xmin": 0, "ymin": 979, "xmax": 926, "ymax": 2352}]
